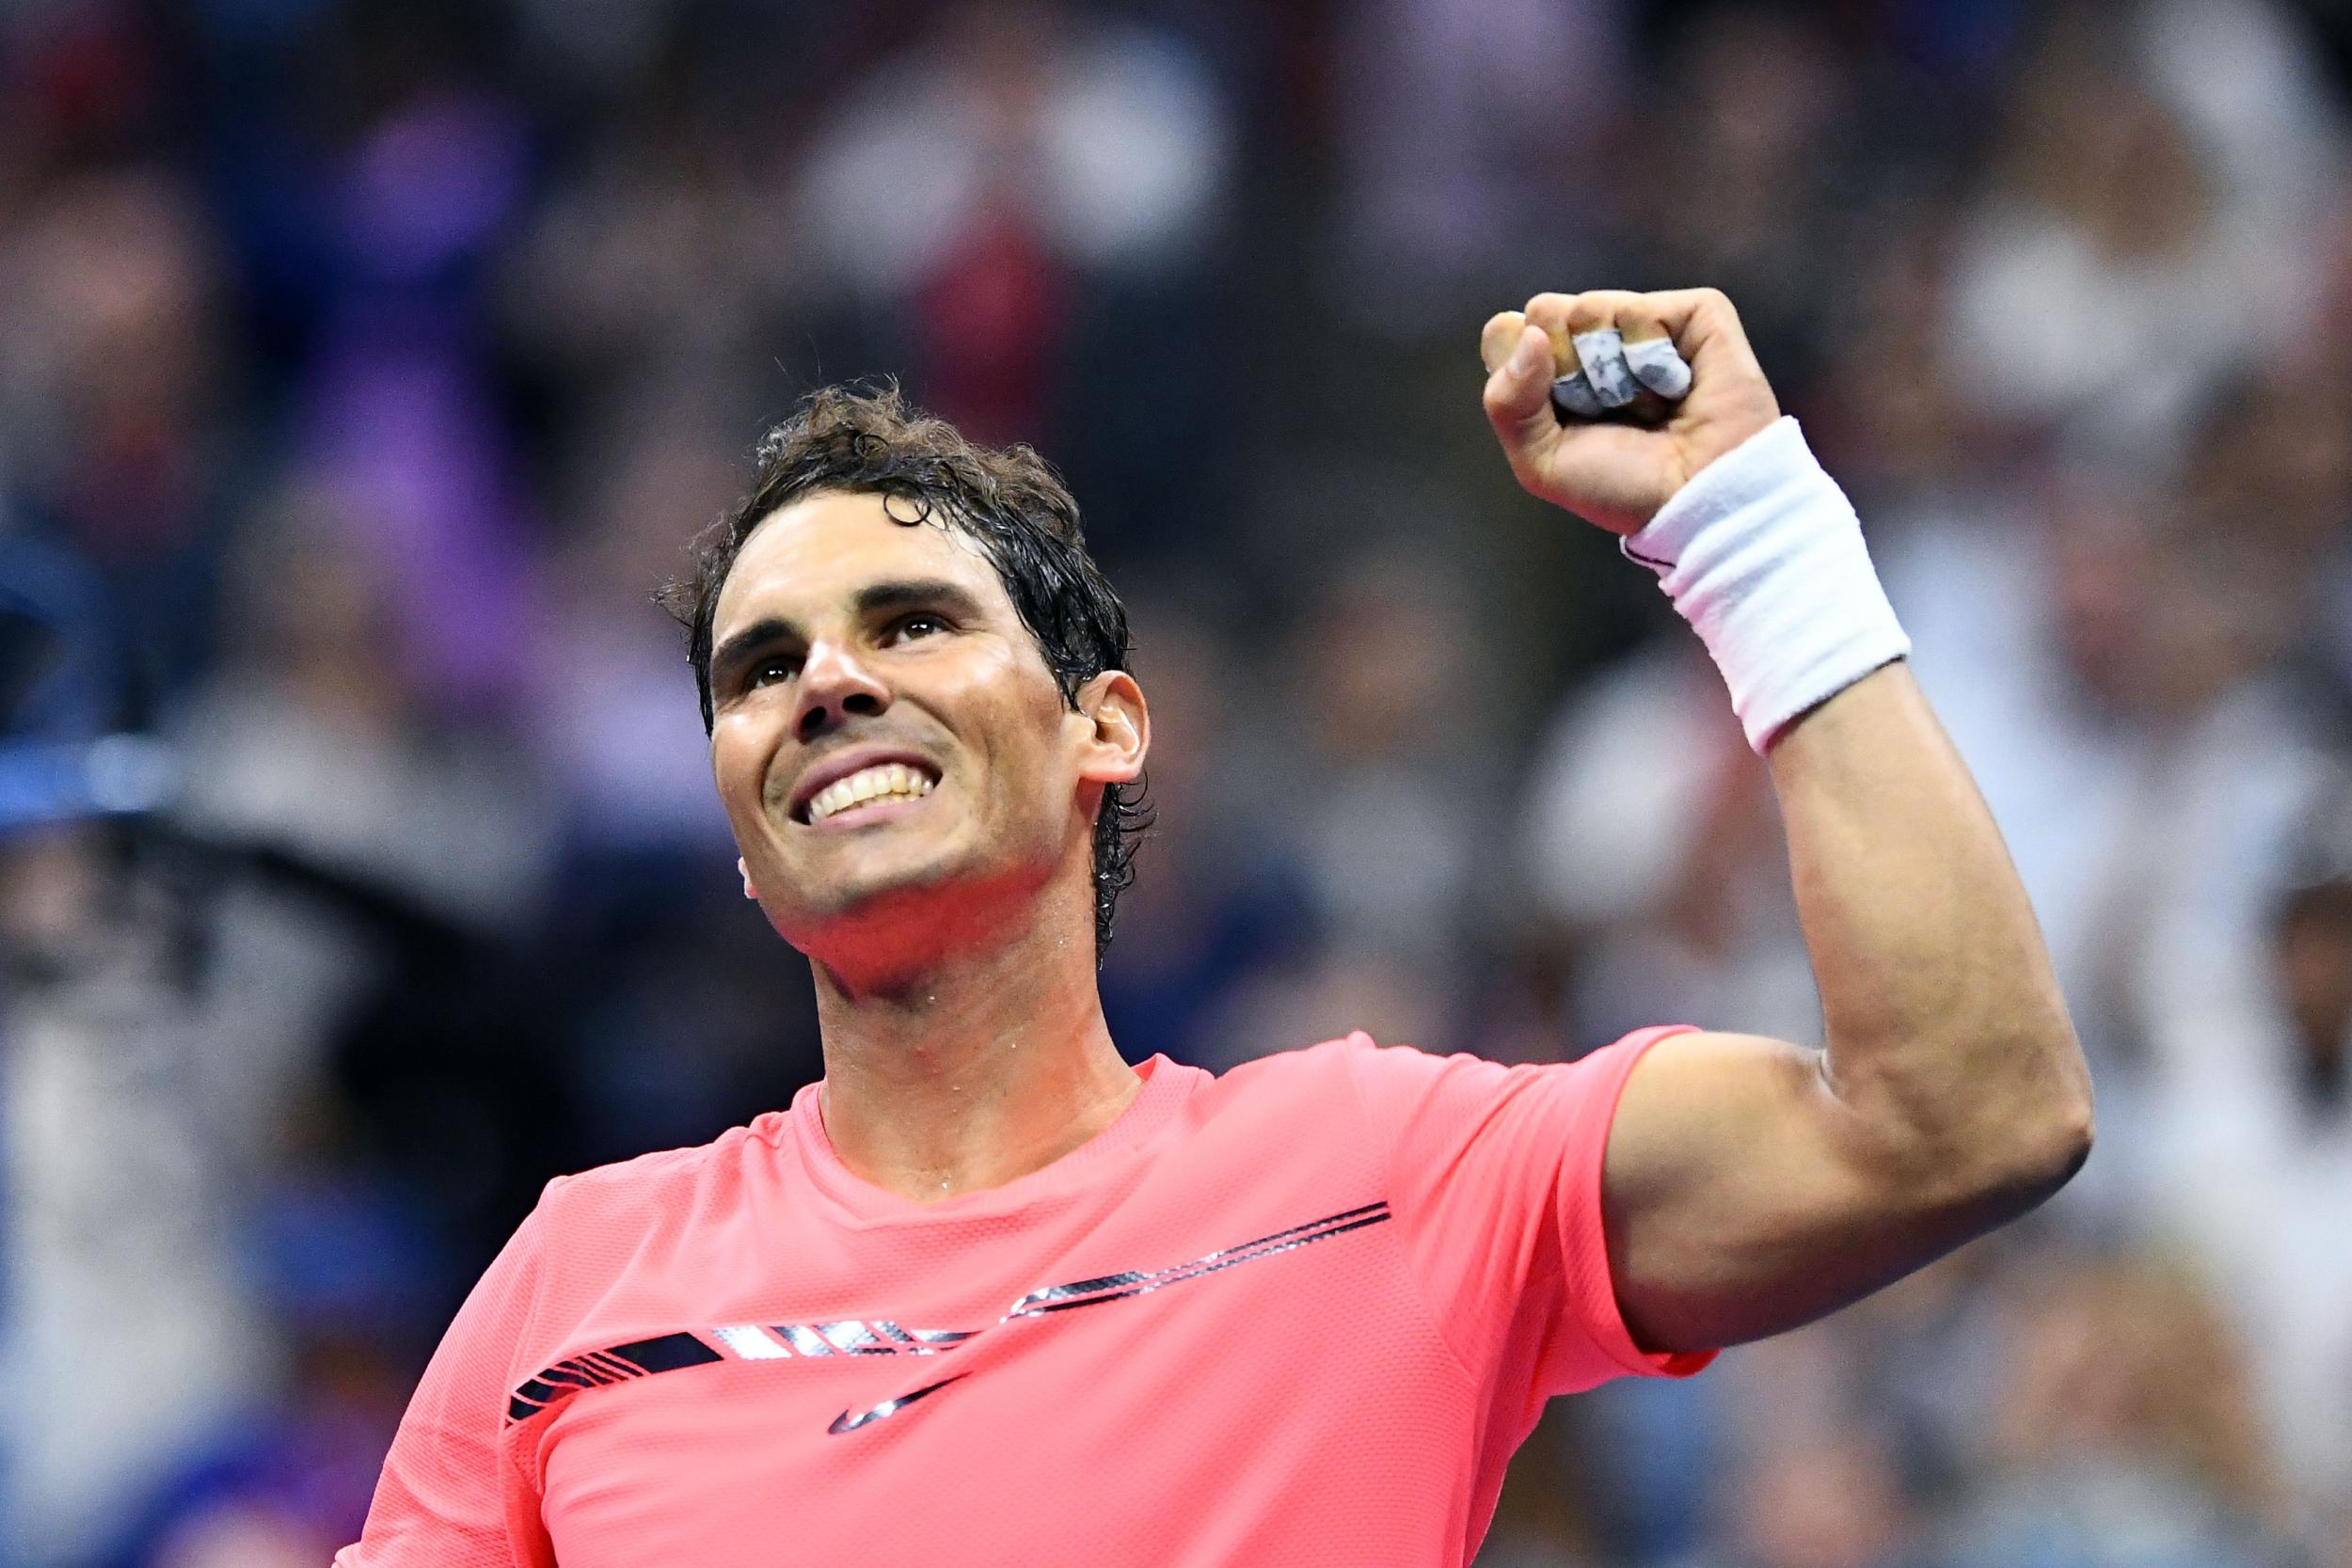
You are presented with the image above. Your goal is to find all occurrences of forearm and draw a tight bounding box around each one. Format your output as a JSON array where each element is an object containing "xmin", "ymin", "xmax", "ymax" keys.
[
  {"xmin": 1486, "ymin": 291, "xmax": 2095, "ymax": 1348},
  {"xmin": 1767, "ymin": 662, "xmax": 2092, "ymax": 1190},
  {"xmin": 1614, "ymin": 407, "xmax": 2092, "ymax": 1184}
]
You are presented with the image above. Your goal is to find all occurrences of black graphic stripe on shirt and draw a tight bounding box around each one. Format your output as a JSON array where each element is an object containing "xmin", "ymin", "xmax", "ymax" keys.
[{"xmin": 506, "ymin": 1333, "xmax": 723, "ymax": 1422}]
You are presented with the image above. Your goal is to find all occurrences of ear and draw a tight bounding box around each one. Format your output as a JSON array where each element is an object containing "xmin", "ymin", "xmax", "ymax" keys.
[
  {"xmin": 738, "ymin": 857, "xmax": 758, "ymax": 900},
  {"xmin": 1073, "ymin": 669, "xmax": 1149, "ymax": 786}
]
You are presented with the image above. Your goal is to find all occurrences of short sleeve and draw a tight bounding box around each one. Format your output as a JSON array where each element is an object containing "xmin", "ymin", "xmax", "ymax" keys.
[
  {"xmin": 335, "ymin": 1185, "xmax": 564, "ymax": 1568},
  {"xmin": 1343, "ymin": 1029, "xmax": 1716, "ymax": 1402}
]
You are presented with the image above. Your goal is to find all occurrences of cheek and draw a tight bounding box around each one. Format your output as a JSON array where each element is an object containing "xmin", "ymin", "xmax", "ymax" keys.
[
  {"xmin": 931, "ymin": 654, "xmax": 1071, "ymax": 786},
  {"xmin": 993, "ymin": 692, "xmax": 1081, "ymax": 791},
  {"xmin": 708, "ymin": 717, "xmax": 775, "ymax": 816}
]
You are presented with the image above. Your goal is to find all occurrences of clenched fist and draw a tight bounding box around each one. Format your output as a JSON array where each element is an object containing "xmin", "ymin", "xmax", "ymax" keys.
[{"xmin": 1481, "ymin": 289, "xmax": 1781, "ymax": 535}]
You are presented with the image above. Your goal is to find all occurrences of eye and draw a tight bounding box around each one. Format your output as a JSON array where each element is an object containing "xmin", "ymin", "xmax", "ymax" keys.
[
  {"xmin": 746, "ymin": 655, "xmax": 800, "ymax": 689},
  {"xmin": 889, "ymin": 611, "xmax": 949, "ymax": 642}
]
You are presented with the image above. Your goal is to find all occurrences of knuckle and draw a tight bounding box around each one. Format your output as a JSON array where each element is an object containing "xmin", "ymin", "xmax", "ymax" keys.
[
  {"xmin": 1580, "ymin": 293, "xmax": 1633, "ymax": 331},
  {"xmin": 1524, "ymin": 291, "xmax": 1574, "ymax": 325}
]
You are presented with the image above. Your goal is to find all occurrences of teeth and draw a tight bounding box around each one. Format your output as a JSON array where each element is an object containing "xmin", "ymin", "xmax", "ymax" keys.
[{"xmin": 805, "ymin": 764, "xmax": 936, "ymax": 823}]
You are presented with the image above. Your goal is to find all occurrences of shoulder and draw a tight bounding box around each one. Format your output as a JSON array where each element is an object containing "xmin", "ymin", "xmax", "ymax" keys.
[
  {"xmin": 535, "ymin": 1117, "xmax": 776, "ymax": 1233},
  {"xmin": 1203, "ymin": 1034, "xmax": 1528, "ymax": 1135},
  {"xmin": 1216, "ymin": 1028, "xmax": 1695, "ymax": 1148},
  {"xmin": 1212, "ymin": 1031, "xmax": 1378, "ymax": 1085},
  {"xmin": 1138, "ymin": 1036, "xmax": 1395, "ymax": 1161},
  {"xmin": 1208, "ymin": 1031, "xmax": 1597, "ymax": 1098},
  {"xmin": 1205, "ymin": 1032, "xmax": 1442, "ymax": 1110}
]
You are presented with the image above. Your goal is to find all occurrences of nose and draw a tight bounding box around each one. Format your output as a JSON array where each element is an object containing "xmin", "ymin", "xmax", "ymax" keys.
[{"xmin": 790, "ymin": 637, "xmax": 891, "ymax": 742}]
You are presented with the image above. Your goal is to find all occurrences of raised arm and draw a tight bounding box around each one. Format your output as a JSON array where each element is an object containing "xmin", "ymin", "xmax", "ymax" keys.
[{"xmin": 1480, "ymin": 290, "xmax": 2093, "ymax": 1355}]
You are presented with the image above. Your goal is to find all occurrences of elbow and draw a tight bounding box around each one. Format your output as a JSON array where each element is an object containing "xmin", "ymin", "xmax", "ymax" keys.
[
  {"xmin": 1962, "ymin": 1026, "xmax": 2096, "ymax": 1211},
  {"xmin": 1852, "ymin": 1019, "xmax": 2094, "ymax": 1218},
  {"xmin": 2026, "ymin": 1011, "xmax": 2096, "ymax": 1182},
  {"xmin": 2020, "ymin": 1082, "xmax": 2095, "ymax": 1196}
]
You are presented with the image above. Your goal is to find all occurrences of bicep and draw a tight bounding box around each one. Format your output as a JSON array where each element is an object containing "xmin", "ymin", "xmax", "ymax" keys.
[{"xmin": 1599, "ymin": 1029, "xmax": 1995, "ymax": 1354}]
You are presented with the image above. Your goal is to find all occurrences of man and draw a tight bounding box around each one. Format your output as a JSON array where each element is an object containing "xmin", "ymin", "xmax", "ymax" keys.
[{"xmin": 338, "ymin": 289, "xmax": 2091, "ymax": 1566}]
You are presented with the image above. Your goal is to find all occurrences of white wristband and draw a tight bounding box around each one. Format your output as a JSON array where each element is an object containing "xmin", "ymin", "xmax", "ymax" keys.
[{"xmin": 1620, "ymin": 417, "xmax": 1909, "ymax": 752}]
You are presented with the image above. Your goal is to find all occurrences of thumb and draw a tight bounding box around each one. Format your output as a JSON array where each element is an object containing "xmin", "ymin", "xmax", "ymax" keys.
[{"xmin": 1483, "ymin": 324, "xmax": 1556, "ymax": 463}]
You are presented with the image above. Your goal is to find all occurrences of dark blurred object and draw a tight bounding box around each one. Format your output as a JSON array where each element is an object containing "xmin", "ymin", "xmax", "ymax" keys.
[
  {"xmin": 2273, "ymin": 784, "xmax": 2352, "ymax": 1115},
  {"xmin": 2276, "ymin": 877, "xmax": 2352, "ymax": 1113},
  {"xmin": 0, "ymin": 537, "xmax": 170, "ymax": 837}
]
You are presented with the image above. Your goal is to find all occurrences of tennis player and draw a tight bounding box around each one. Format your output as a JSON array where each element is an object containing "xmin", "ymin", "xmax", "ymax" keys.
[{"xmin": 337, "ymin": 288, "xmax": 2091, "ymax": 1566}]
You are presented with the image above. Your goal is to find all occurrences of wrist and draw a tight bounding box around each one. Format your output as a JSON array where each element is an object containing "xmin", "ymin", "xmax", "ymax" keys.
[{"xmin": 1622, "ymin": 417, "xmax": 1910, "ymax": 752}]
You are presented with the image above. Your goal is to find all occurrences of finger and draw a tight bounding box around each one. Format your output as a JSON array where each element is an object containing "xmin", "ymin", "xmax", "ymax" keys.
[
  {"xmin": 1527, "ymin": 289, "xmax": 1651, "ymax": 338},
  {"xmin": 1522, "ymin": 293, "xmax": 1624, "ymax": 420},
  {"xmin": 1550, "ymin": 372, "xmax": 1604, "ymax": 420},
  {"xmin": 1529, "ymin": 290, "xmax": 1681, "ymax": 416},
  {"xmin": 1521, "ymin": 292, "xmax": 1581, "ymax": 371},
  {"xmin": 1571, "ymin": 326, "xmax": 1639, "ymax": 408},
  {"xmin": 1530, "ymin": 288, "xmax": 1743, "ymax": 384},
  {"xmin": 1620, "ymin": 287, "xmax": 1756, "ymax": 384},
  {"xmin": 1624, "ymin": 335, "xmax": 1692, "ymax": 399},
  {"xmin": 1607, "ymin": 293, "xmax": 1696, "ymax": 400},
  {"xmin": 1481, "ymin": 310, "xmax": 1532, "ymax": 374},
  {"xmin": 1482, "ymin": 324, "xmax": 1556, "ymax": 456}
]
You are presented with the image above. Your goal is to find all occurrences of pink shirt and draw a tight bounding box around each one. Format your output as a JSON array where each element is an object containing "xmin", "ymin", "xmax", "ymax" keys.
[{"xmin": 337, "ymin": 1029, "xmax": 1711, "ymax": 1567}]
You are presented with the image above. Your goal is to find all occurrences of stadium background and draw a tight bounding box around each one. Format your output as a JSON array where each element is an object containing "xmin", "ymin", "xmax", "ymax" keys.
[{"xmin": 5, "ymin": 0, "xmax": 2352, "ymax": 1563}]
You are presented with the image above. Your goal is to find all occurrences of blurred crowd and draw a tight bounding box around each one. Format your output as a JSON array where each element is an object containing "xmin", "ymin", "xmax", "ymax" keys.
[{"xmin": 3, "ymin": 0, "xmax": 2350, "ymax": 1564}]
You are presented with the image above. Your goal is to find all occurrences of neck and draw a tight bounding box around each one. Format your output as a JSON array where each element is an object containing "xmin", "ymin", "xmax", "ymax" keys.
[{"xmin": 807, "ymin": 874, "xmax": 1140, "ymax": 1205}]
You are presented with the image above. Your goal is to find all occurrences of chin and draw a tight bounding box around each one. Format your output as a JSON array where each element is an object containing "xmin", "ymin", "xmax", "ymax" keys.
[{"xmin": 774, "ymin": 847, "xmax": 969, "ymax": 933}]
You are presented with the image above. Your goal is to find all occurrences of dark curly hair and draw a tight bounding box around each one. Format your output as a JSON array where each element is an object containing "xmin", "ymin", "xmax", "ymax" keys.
[{"xmin": 664, "ymin": 383, "xmax": 1151, "ymax": 965}]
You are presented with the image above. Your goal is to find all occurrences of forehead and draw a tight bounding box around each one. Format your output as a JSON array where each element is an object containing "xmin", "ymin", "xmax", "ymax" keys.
[{"xmin": 710, "ymin": 489, "xmax": 1008, "ymax": 636}]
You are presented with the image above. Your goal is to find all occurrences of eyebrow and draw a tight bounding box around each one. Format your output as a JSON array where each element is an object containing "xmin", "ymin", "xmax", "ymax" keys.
[{"xmin": 708, "ymin": 578, "xmax": 991, "ymax": 695}]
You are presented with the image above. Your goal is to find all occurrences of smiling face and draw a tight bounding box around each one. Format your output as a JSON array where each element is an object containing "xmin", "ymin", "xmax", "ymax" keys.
[{"xmin": 706, "ymin": 489, "xmax": 1144, "ymax": 961}]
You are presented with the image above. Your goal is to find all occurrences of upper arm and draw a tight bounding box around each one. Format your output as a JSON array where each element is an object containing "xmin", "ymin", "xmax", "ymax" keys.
[{"xmin": 1599, "ymin": 1029, "xmax": 2029, "ymax": 1354}]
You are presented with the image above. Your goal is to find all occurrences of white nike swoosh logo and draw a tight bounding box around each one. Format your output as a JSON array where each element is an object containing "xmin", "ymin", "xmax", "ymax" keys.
[{"xmin": 828, "ymin": 1373, "xmax": 966, "ymax": 1434}]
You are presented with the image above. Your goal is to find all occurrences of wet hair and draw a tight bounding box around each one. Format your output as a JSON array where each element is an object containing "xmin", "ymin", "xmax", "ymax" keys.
[{"xmin": 663, "ymin": 383, "xmax": 1150, "ymax": 964}]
